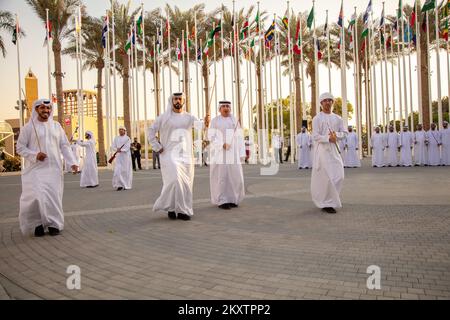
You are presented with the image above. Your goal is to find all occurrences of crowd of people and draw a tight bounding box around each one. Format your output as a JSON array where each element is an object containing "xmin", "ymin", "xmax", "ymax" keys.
[{"xmin": 15, "ymin": 94, "xmax": 448, "ymax": 237}]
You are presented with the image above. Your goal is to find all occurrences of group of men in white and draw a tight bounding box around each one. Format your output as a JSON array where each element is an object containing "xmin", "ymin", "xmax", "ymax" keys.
[
  {"xmin": 15, "ymin": 93, "xmax": 449, "ymax": 237},
  {"xmin": 294, "ymin": 124, "xmax": 361, "ymax": 169},
  {"xmin": 370, "ymin": 122, "xmax": 450, "ymax": 167}
]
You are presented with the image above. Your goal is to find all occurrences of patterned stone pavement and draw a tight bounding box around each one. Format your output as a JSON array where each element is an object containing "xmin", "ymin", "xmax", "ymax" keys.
[{"xmin": 0, "ymin": 160, "xmax": 449, "ymax": 300}]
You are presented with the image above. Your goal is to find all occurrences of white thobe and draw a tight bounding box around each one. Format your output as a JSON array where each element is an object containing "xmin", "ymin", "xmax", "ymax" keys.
[
  {"xmin": 65, "ymin": 143, "xmax": 80, "ymax": 172},
  {"xmin": 385, "ymin": 132, "xmax": 399, "ymax": 166},
  {"xmin": 440, "ymin": 128, "xmax": 450, "ymax": 165},
  {"xmin": 344, "ymin": 132, "xmax": 361, "ymax": 168},
  {"xmin": 371, "ymin": 133, "xmax": 385, "ymax": 167},
  {"xmin": 16, "ymin": 119, "xmax": 76, "ymax": 235},
  {"xmin": 296, "ymin": 133, "xmax": 312, "ymax": 169},
  {"xmin": 426, "ymin": 130, "xmax": 442, "ymax": 166},
  {"xmin": 112, "ymin": 135, "xmax": 133, "ymax": 189},
  {"xmin": 148, "ymin": 110, "xmax": 199, "ymax": 216},
  {"xmin": 208, "ymin": 115, "xmax": 245, "ymax": 206},
  {"xmin": 311, "ymin": 112, "xmax": 347, "ymax": 209},
  {"xmin": 77, "ymin": 139, "xmax": 98, "ymax": 187},
  {"xmin": 399, "ymin": 131, "xmax": 414, "ymax": 166},
  {"xmin": 414, "ymin": 130, "xmax": 428, "ymax": 166}
]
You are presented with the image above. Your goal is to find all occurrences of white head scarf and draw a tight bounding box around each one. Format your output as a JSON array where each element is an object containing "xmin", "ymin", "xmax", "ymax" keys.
[
  {"xmin": 85, "ymin": 130, "xmax": 95, "ymax": 143},
  {"xmin": 319, "ymin": 92, "xmax": 334, "ymax": 104},
  {"xmin": 31, "ymin": 98, "xmax": 54, "ymax": 122}
]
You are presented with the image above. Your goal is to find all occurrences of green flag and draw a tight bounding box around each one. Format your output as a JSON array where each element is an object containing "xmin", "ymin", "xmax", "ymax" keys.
[
  {"xmin": 397, "ymin": 0, "xmax": 403, "ymax": 19},
  {"xmin": 421, "ymin": 0, "xmax": 435, "ymax": 12},
  {"xmin": 361, "ymin": 27, "xmax": 369, "ymax": 38},
  {"xmin": 307, "ymin": 7, "xmax": 314, "ymax": 29},
  {"xmin": 136, "ymin": 14, "xmax": 143, "ymax": 35}
]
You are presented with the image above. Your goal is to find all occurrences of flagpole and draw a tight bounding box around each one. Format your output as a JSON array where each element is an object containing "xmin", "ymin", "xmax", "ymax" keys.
[
  {"xmin": 353, "ymin": 7, "xmax": 363, "ymax": 158},
  {"xmin": 269, "ymin": 17, "xmax": 274, "ymax": 134},
  {"xmin": 182, "ymin": 30, "xmax": 186, "ymax": 98},
  {"xmin": 299, "ymin": 13, "xmax": 306, "ymax": 121},
  {"xmin": 379, "ymin": 8, "xmax": 386, "ymax": 130},
  {"xmin": 130, "ymin": 28, "xmax": 135, "ymax": 140},
  {"xmin": 185, "ymin": 21, "xmax": 191, "ymax": 113},
  {"xmin": 370, "ymin": 11, "xmax": 377, "ymax": 129},
  {"xmin": 78, "ymin": 7, "xmax": 85, "ymax": 138},
  {"xmin": 200, "ymin": 38, "xmax": 205, "ymax": 119},
  {"xmin": 221, "ymin": 6, "xmax": 226, "ymax": 99},
  {"xmin": 313, "ymin": 0, "xmax": 319, "ymax": 115},
  {"xmin": 161, "ymin": 21, "xmax": 166, "ymax": 110},
  {"xmin": 111, "ymin": 2, "xmax": 118, "ymax": 139},
  {"xmin": 141, "ymin": 3, "xmax": 148, "ymax": 169},
  {"xmin": 416, "ymin": 0, "xmax": 423, "ymax": 125},
  {"xmin": 153, "ymin": 36, "xmax": 159, "ymax": 117},
  {"xmin": 263, "ymin": 27, "xmax": 269, "ymax": 148},
  {"xmin": 45, "ymin": 9, "xmax": 52, "ymax": 98},
  {"xmin": 167, "ymin": 9, "xmax": 172, "ymax": 94},
  {"xmin": 341, "ymin": 1, "xmax": 348, "ymax": 128},
  {"xmin": 426, "ymin": 11, "xmax": 432, "ymax": 126},
  {"xmin": 401, "ymin": 3, "xmax": 409, "ymax": 129},
  {"xmin": 176, "ymin": 38, "xmax": 180, "ymax": 91},
  {"xmin": 74, "ymin": 16, "xmax": 81, "ymax": 140},
  {"xmin": 104, "ymin": 13, "xmax": 111, "ymax": 157},
  {"xmin": 194, "ymin": 11, "xmax": 200, "ymax": 118},
  {"xmin": 447, "ymin": 35, "xmax": 450, "ymax": 123},
  {"xmin": 383, "ymin": 2, "xmax": 390, "ymax": 131},
  {"xmin": 231, "ymin": 31, "xmax": 235, "ymax": 115},
  {"xmin": 246, "ymin": 36, "xmax": 252, "ymax": 132},
  {"xmin": 277, "ymin": 28, "xmax": 284, "ymax": 143},
  {"xmin": 390, "ymin": 24, "xmax": 397, "ymax": 129},
  {"xmin": 326, "ymin": 10, "xmax": 331, "ymax": 92},
  {"xmin": 213, "ymin": 22, "xmax": 217, "ymax": 114},
  {"xmin": 256, "ymin": 2, "xmax": 262, "ymax": 163},
  {"xmin": 408, "ymin": 28, "xmax": 414, "ymax": 131},
  {"xmin": 397, "ymin": 11, "xmax": 403, "ymax": 132},
  {"xmin": 15, "ymin": 15, "xmax": 24, "ymax": 130},
  {"xmin": 287, "ymin": 1, "xmax": 294, "ymax": 164},
  {"xmin": 434, "ymin": 3, "xmax": 443, "ymax": 129},
  {"xmin": 364, "ymin": 37, "xmax": 370, "ymax": 155}
]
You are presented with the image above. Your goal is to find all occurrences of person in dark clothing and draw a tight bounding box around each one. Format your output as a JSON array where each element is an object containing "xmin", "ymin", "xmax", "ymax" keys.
[
  {"xmin": 284, "ymin": 136, "xmax": 291, "ymax": 162},
  {"xmin": 131, "ymin": 138, "xmax": 142, "ymax": 171}
]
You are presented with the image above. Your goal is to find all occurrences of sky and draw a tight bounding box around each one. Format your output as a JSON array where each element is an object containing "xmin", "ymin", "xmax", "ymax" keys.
[{"xmin": 1, "ymin": 0, "xmax": 449, "ymax": 130}]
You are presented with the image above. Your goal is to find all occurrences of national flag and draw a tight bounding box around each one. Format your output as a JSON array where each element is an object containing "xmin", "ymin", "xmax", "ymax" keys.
[
  {"xmin": 282, "ymin": 16, "xmax": 289, "ymax": 29},
  {"xmin": 197, "ymin": 46, "xmax": 202, "ymax": 61},
  {"xmin": 363, "ymin": 0, "xmax": 372, "ymax": 24},
  {"xmin": 361, "ymin": 26, "xmax": 369, "ymax": 38},
  {"xmin": 410, "ymin": 4, "xmax": 416, "ymax": 28},
  {"xmin": 421, "ymin": 0, "xmax": 436, "ymax": 12},
  {"xmin": 136, "ymin": 12, "xmax": 143, "ymax": 35},
  {"xmin": 264, "ymin": 19, "xmax": 275, "ymax": 43},
  {"xmin": 240, "ymin": 20, "xmax": 249, "ymax": 40},
  {"xmin": 164, "ymin": 18, "xmax": 170, "ymax": 37},
  {"xmin": 124, "ymin": 32, "xmax": 132, "ymax": 52},
  {"xmin": 397, "ymin": 0, "xmax": 403, "ymax": 19},
  {"xmin": 254, "ymin": 10, "xmax": 260, "ymax": 33},
  {"xmin": 324, "ymin": 12, "xmax": 328, "ymax": 34},
  {"xmin": 101, "ymin": 16, "xmax": 108, "ymax": 49},
  {"xmin": 293, "ymin": 19, "xmax": 301, "ymax": 54},
  {"xmin": 316, "ymin": 39, "xmax": 322, "ymax": 60},
  {"xmin": 380, "ymin": 8, "xmax": 385, "ymax": 27},
  {"xmin": 307, "ymin": 6, "xmax": 314, "ymax": 29},
  {"xmin": 337, "ymin": 1, "xmax": 344, "ymax": 28},
  {"xmin": 44, "ymin": 21, "xmax": 52, "ymax": 43},
  {"xmin": 360, "ymin": 39, "xmax": 366, "ymax": 53},
  {"xmin": 349, "ymin": 13, "xmax": 356, "ymax": 26},
  {"xmin": 12, "ymin": 22, "xmax": 19, "ymax": 45}
]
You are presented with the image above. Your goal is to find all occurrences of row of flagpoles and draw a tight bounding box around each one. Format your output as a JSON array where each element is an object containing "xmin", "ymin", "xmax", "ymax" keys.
[{"xmin": 13, "ymin": 0, "xmax": 450, "ymax": 165}]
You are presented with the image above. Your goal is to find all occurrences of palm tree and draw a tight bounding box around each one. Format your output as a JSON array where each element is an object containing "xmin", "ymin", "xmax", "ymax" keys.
[
  {"xmin": 26, "ymin": 0, "xmax": 82, "ymax": 125},
  {"xmin": 109, "ymin": 0, "xmax": 140, "ymax": 134},
  {"xmin": 63, "ymin": 16, "xmax": 106, "ymax": 166},
  {"xmin": 0, "ymin": 10, "xmax": 20, "ymax": 58}
]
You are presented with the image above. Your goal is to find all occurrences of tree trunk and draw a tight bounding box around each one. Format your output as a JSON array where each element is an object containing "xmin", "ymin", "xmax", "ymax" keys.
[
  {"xmin": 121, "ymin": 53, "xmax": 131, "ymax": 134},
  {"xmin": 310, "ymin": 66, "xmax": 317, "ymax": 120},
  {"xmin": 293, "ymin": 55, "xmax": 302, "ymax": 131},
  {"xmin": 202, "ymin": 61, "xmax": 210, "ymax": 119},
  {"xmin": 96, "ymin": 66, "xmax": 106, "ymax": 166},
  {"xmin": 256, "ymin": 64, "xmax": 264, "ymax": 129},
  {"xmin": 154, "ymin": 63, "xmax": 161, "ymax": 116},
  {"xmin": 420, "ymin": 15, "xmax": 431, "ymax": 129},
  {"xmin": 52, "ymin": 39, "xmax": 64, "ymax": 125}
]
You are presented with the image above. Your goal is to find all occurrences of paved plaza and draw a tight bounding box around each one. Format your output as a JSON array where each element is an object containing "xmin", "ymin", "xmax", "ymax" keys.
[{"xmin": 0, "ymin": 160, "xmax": 449, "ymax": 300}]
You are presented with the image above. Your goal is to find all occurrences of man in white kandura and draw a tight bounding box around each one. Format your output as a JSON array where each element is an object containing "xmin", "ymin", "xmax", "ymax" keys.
[
  {"xmin": 208, "ymin": 100, "xmax": 245, "ymax": 210},
  {"xmin": 111, "ymin": 126, "xmax": 133, "ymax": 191},
  {"xmin": 371, "ymin": 126, "xmax": 385, "ymax": 167},
  {"xmin": 343, "ymin": 125, "xmax": 361, "ymax": 168},
  {"xmin": 385, "ymin": 125, "xmax": 399, "ymax": 167},
  {"xmin": 296, "ymin": 126, "xmax": 312, "ymax": 169},
  {"xmin": 399, "ymin": 125, "xmax": 414, "ymax": 167},
  {"xmin": 426, "ymin": 123, "xmax": 442, "ymax": 166},
  {"xmin": 148, "ymin": 93, "xmax": 201, "ymax": 221},
  {"xmin": 65, "ymin": 141, "xmax": 80, "ymax": 173},
  {"xmin": 77, "ymin": 130, "xmax": 98, "ymax": 188},
  {"xmin": 16, "ymin": 99, "xmax": 78, "ymax": 237},
  {"xmin": 414, "ymin": 124, "xmax": 428, "ymax": 166},
  {"xmin": 440, "ymin": 121, "xmax": 450, "ymax": 166},
  {"xmin": 311, "ymin": 92, "xmax": 347, "ymax": 214}
]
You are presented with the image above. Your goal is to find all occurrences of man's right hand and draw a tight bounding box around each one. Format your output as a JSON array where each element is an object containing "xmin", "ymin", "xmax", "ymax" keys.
[
  {"xmin": 158, "ymin": 148, "xmax": 164, "ymax": 154},
  {"xmin": 328, "ymin": 132, "xmax": 337, "ymax": 144},
  {"xmin": 36, "ymin": 152, "xmax": 47, "ymax": 162}
]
